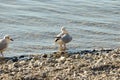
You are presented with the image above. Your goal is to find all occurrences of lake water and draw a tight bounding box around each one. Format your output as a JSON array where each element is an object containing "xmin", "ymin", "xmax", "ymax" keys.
[{"xmin": 0, "ymin": 0, "xmax": 120, "ymax": 56}]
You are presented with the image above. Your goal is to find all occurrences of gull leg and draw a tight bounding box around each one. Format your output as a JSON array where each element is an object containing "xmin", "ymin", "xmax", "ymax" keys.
[
  {"xmin": 0, "ymin": 52, "xmax": 4, "ymax": 57},
  {"xmin": 59, "ymin": 44, "xmax": 64, "ymax": 51},
  {"xmin": 63, "ymin": 44, "xmax": 67, "ymax": 50}
]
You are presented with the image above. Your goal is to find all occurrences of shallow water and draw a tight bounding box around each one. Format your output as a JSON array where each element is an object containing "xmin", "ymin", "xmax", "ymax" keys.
[{"xmin": 0, "ymin": 0, "xmax": 120, "ymax": 56}]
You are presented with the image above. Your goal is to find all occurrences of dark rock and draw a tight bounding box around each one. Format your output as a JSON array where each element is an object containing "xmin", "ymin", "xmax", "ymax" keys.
[
  {"xmin": 95, "ymin": 53, "xmax": 100, "ymax": 55},
  {"xmin": 53, "ymin": 52, "xmax": 57, "ymax": 54},
  {"xmin": 19, "ymin": 55, "xmax": 26, "ymax": 59},
  {"xmin": 42, "ymin": 54, "xmax": 47, "ymax": 58},
  {"xmin": 80, "ymin": 50, "xmax": 92, "ymax": 54},
  {"xmin": 12, "ymin": 57, "xmax": 18, "ymax": 62},
  {"xmin": 19, "ymin": 56, "xmax": 32, "ymax": 61},
  {"xmin": 100, "ymin": 49, "xmax": 113, "ymax": 53},
  {"xmin": 41, "ymin": 72, "xmax": 47, "ymax": 78}
]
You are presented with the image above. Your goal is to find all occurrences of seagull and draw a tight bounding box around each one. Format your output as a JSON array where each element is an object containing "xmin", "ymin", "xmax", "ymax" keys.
[
  {"xmin": 0, "ymin": 35, "xmax": 13, "ymax": 57},
  {"xmin": 55, "ymin": 27, "xmax": 72, "ymax": 51}
]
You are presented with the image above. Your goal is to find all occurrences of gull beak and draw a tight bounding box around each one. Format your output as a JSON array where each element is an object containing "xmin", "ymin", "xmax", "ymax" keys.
[
  {"xmin": 10, "ymin": 38, "xmax": 14, "ymax": 41},
  {"xmin": 55, "ymin": 38, "xmax": 59, "ymax": 42}
]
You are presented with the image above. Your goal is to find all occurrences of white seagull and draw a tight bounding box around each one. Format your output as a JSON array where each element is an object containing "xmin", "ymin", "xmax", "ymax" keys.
[
  {"xmin": 55, "ymin": 27, "xmax": 72, "ymax": 51},
  {"xmin": 0, "ymin": 35, "xmax": 13, "ymax": 57}
]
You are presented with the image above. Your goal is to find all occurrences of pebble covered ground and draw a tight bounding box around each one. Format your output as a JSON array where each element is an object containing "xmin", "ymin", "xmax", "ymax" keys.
[{"xmin": 0, "ymin": 49, "xmax": 120, "ymax": 80}]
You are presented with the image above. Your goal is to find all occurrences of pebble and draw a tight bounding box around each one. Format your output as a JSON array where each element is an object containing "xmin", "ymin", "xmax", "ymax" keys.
[
  {"xmin": 33, "ymin": 60, "xmax": 41, "ymax": 67},
  {"xmin": 13, "ymin": 62, "xmax": 20, "ymax": 68},
  {"xmin": 42, "ymin": 54, "xmax": 47, "ymax": 58},
  {"xmin": 56, "ymin": 56, "xmax": 66, "ymax": 63},
  {"xmin": 19, "ymin": 60, "xmax": 26, "ymax": 65},
  {"xmin": 7, "ymin": 60, "xmax": 13, "ymax": 64},
  {"xmin": 75, "ymin": 54, "xmax": 80, "ymax": 59},
  {"xmin": 0, "ymin": 49, "xmax": 119, "ymax": 80}
]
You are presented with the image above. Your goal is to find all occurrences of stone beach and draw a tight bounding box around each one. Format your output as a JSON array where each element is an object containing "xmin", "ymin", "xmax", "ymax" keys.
[{"xmin": 0, "ymin": 49, "xmax": 120, "ymax": 80}]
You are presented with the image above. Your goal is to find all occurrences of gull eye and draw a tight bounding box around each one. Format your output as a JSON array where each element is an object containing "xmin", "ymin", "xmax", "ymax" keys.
[{"xmin": 7, "ymin": 37, "xmax": 10, "ymax": 39}]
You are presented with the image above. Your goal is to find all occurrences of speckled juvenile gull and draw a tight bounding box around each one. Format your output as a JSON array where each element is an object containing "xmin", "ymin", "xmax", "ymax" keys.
[
  {"xmin": 55, "ymin": 27, "xmax": 72, "ymax": 51},
  {"xmin": 0, "ymin": 35, "xmax": 13, "ymax": 57}
]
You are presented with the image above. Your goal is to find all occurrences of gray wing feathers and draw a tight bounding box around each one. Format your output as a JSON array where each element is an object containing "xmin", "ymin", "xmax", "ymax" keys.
[
  {"xmin": 0, "ymin": 40, "xmax": 8, "ymax": 50},
  {"xmin": 61, "ymin": 34, "xmax": 72, "ymax": 43}
]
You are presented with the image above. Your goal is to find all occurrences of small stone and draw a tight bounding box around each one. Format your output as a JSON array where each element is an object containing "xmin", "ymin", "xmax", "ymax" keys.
[
  {"xmin": 56, "ymin": 56, "xmax": 66, "ymax": 63},
  {"xmin": 70, "ymin": 54, "xmax": 76, "ymax": 59},
  {"xmin": 30, "ymin": 59, "xmax": 35, "ymax": 63},
  {"xmin": 12, "ymin": 57, "xmax": 18, "ymax": 62},
  {"xmin": 95, "ymin": 53, "xmax": 100, "ymax": 55},
  {"xmin": 29, "ymin": 62, "xmax": 33, "ymax": 68},
  {"xmin": 53, "ymin": 76, "xmax": 63, "ymax": 80},
  {"xmin": 33, "ymin": 60, "xmax": 41, "ymax": 67},
  {"xmin": 22, "ymin": 74, "xmax": 33, "ymax": 80},
  {"xmin": 42, "ymin": 54, "xmax": 47, "ymax": 58},
  {"xmin": 3, "ymin": 64, "xmax": 8, "ymax": 70},
  {"xmin": 19, "ymin": 55, "xmax": 25, "ymax": 59},
  {"xmin": 11, "ymin": 72, "xmax": 16, "ymax": 75},
  {"xmin": 13, "ymin": 62, "xmax": 20, "ymax": 68},
  {"xmin": 41, "ymin": 72, "xmax": 47, "ymax": 78},
  {"xmin": 66, "ymin": 57, "xmax": 72, "ymax": 61},
  {"xmin": 75, "ymin": 54, "xmax": 80, "ymax": 59},
  {"xmin": 19, "ymin": 60, "xmax": 26, "ymax": 65},
  {"xmin": 46, "ymin": 58, "xmax": 55, "ymax": 63},
  {"xmin": 7, "ymin": 60, "xmax": 13, "ymax": 64}
]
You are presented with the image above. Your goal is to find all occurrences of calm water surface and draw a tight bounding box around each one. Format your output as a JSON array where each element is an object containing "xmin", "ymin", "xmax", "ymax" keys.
[{"xmin": 0, "ymin": 0, "xmax": 120, "ymax": 56}]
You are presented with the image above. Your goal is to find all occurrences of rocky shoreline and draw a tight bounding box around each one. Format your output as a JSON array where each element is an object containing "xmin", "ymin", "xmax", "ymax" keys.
[{"xmin": 0, "ymin": 49, "xmax": 120, "ymax": 80}]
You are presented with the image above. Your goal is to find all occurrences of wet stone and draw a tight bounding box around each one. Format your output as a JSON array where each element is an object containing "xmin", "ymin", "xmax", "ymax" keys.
[
  {"xmin": 11, "ymin": 57, "xmax": 18, "ymax": 62},
  {"xmin": 42, "ymin": 54, "xmax": 47, "ymax": 58}
]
